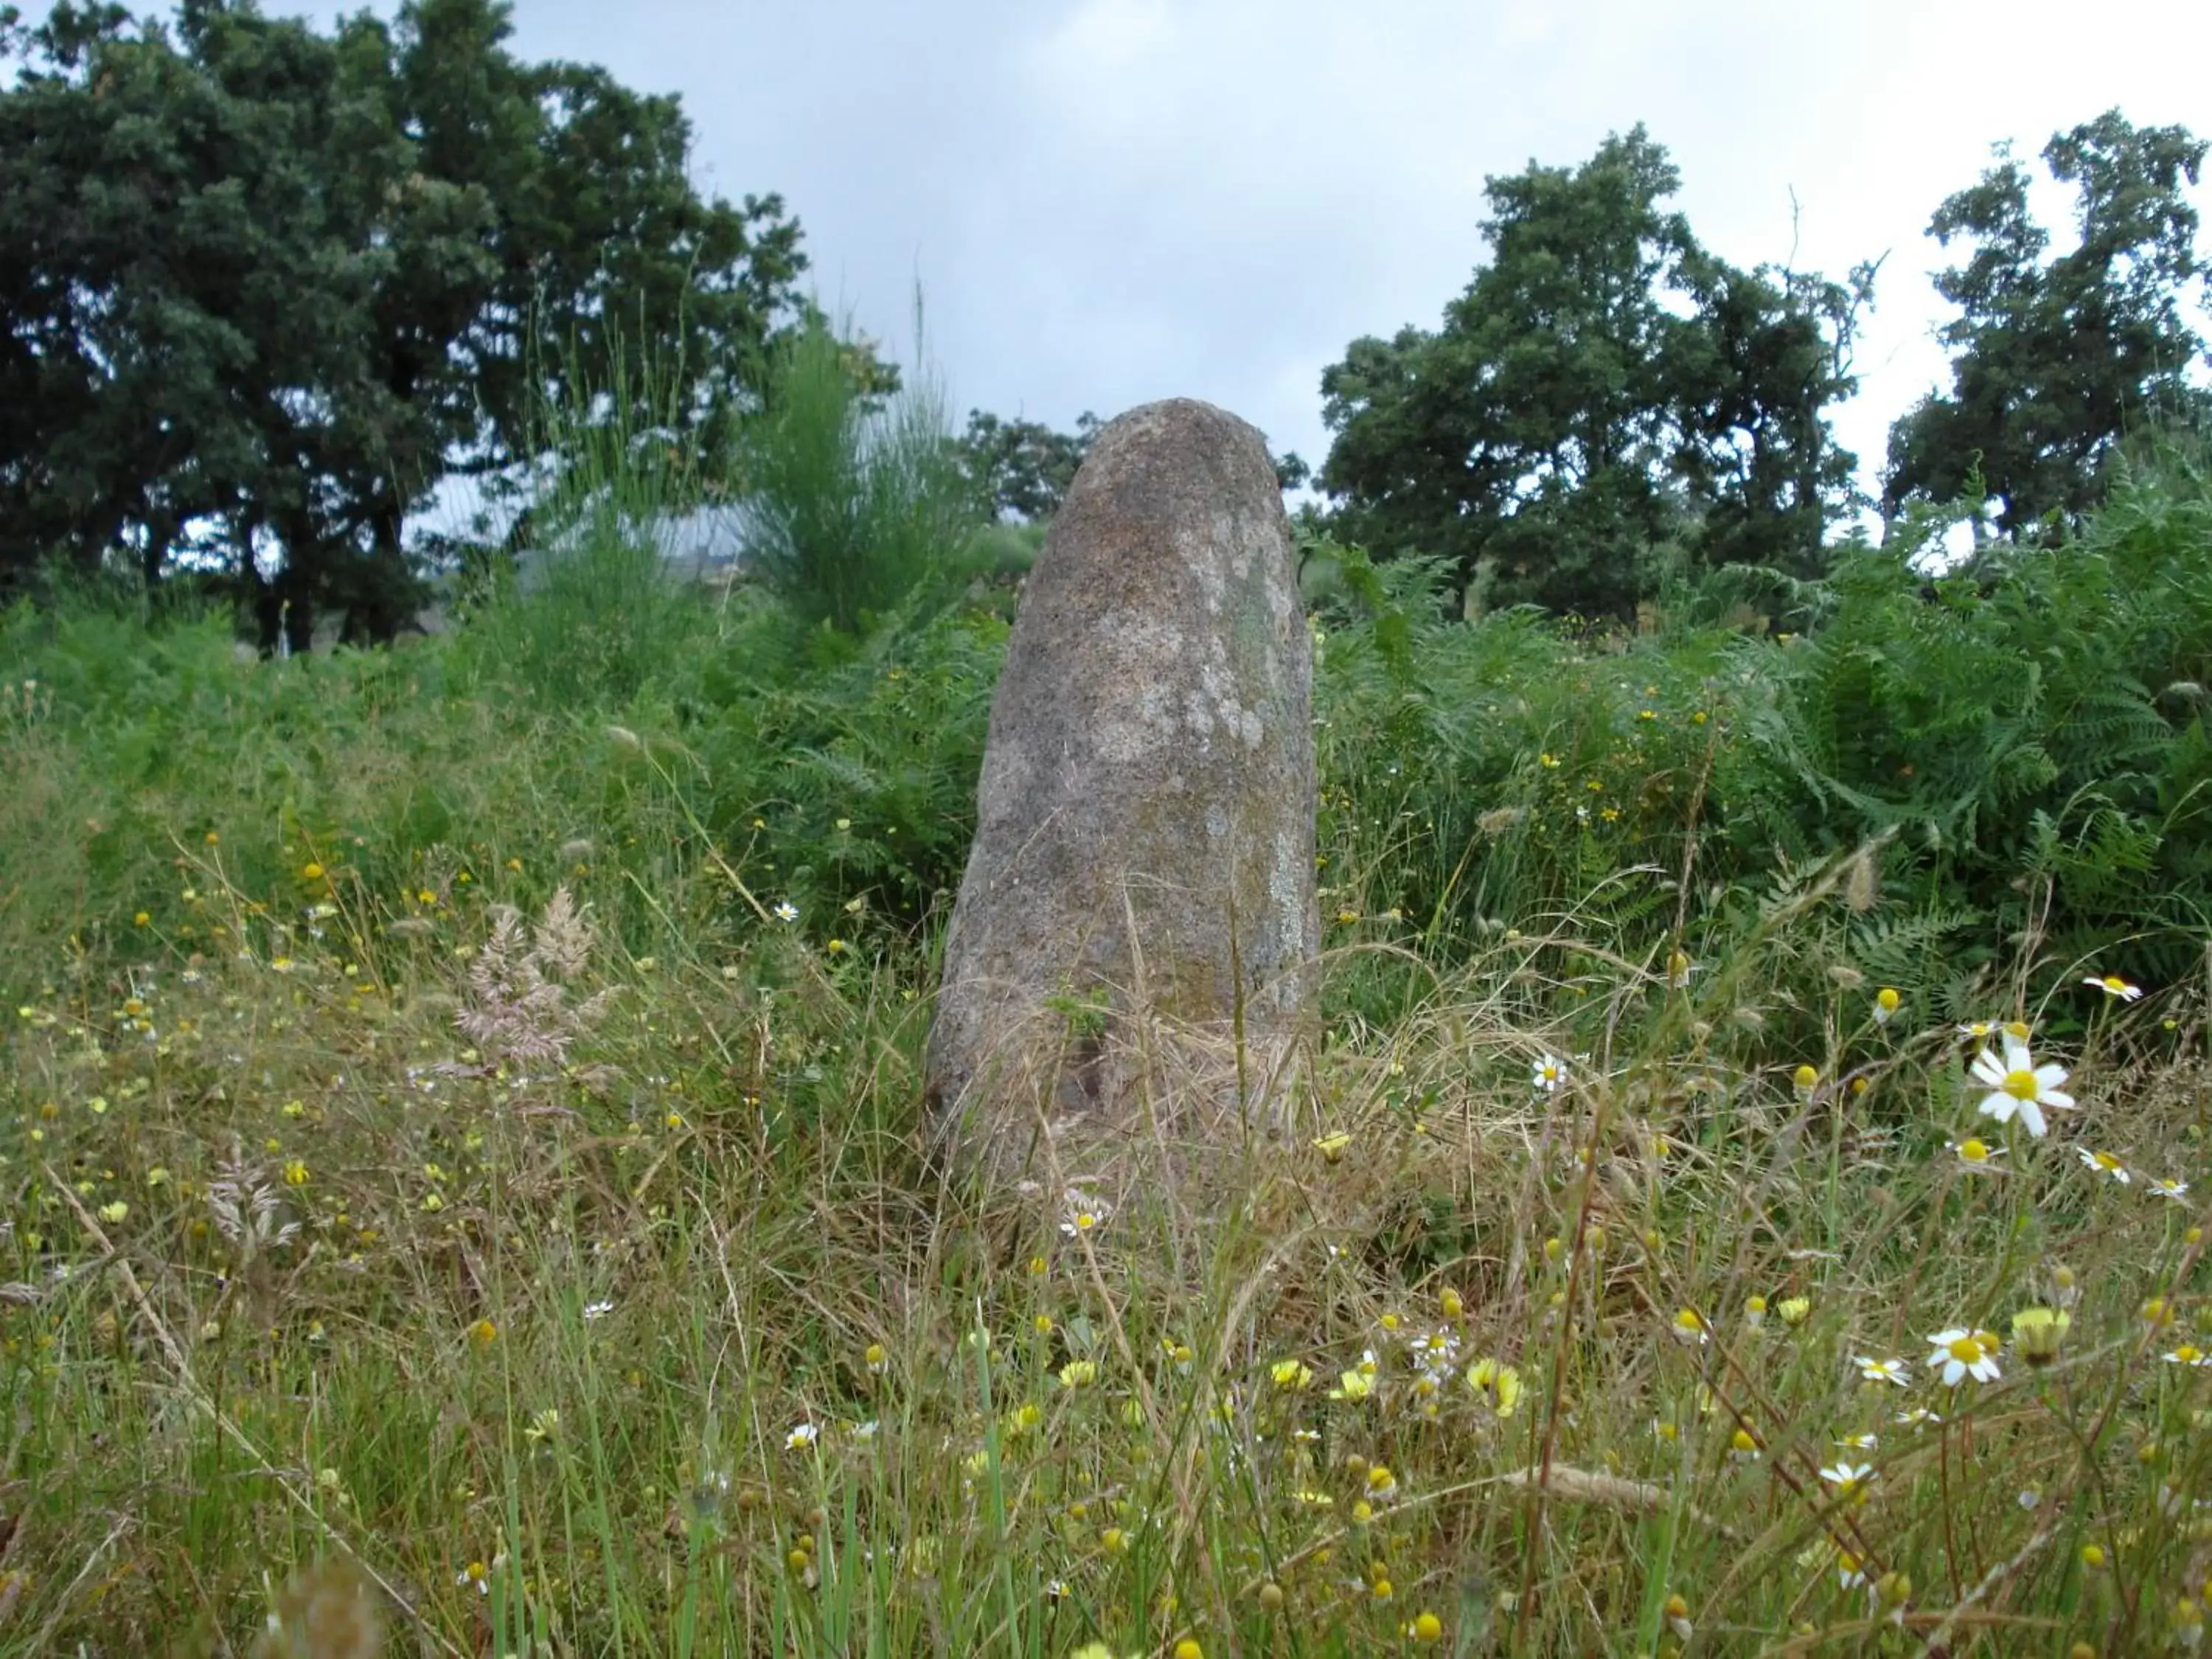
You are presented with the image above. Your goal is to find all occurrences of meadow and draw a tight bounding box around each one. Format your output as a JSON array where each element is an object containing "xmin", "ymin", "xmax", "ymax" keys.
[{"xmin": 1, "ymin": 340, "xmax": 2209, "ymax": 1656}]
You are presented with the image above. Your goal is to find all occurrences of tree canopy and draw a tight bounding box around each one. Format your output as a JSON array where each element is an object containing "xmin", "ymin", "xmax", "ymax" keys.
[
  {"xmin": 0, "ymin": 0, "xmax": 827, "ymax": 647},
  {"xmin": 1882, "ymin": 110, "xmax": 2211, "ymax": 540},
  {"xmin": 1316, "ymin": 127, "xmax": 1870, "ymax": 620}
]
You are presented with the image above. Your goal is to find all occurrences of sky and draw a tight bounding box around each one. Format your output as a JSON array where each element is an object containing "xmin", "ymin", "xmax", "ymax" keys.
[{"xmin": 39, "ymin": 1, "xmax": 2212, "ymax": 535}]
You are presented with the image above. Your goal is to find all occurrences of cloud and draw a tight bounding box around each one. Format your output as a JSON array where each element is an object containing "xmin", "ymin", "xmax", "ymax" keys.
[{"xmin": 91, "ymin": 0, "xmax": 2212, "ymax": 529}]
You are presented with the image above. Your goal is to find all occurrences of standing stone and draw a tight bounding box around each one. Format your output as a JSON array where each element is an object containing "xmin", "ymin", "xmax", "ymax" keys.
[{"xmin": 927, "ymin": 398, "xmax": 1318, "ymax": 1183}]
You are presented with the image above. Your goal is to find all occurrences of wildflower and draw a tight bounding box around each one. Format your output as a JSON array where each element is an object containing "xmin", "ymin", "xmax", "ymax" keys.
[
  {"xmin": 2147, "ymin": 1176, "xmax": 2191, "ymax": 1202},
  {"xmin": 1836, "ymin": 1551, "xmax": 1868, "ymax": 1591},
  {"xmin": 865, "ymin": 1343, "xmax": 889, "ymax": 1375},
  {"xmin": 785, "ymin": 1423, "xmax": 820, "ymax": 1450},
  {"xmin": 1672, "ymin": 1308, "xmax": 1710, "ymax": 1345},
  {"xmin": 2077, "ymin": 1148, "xmax": 2131, "ymax": 1185},
  {"xmin": 468, "ymin": 1319, "xmax": 497, "ymax": 1348},
  {"xmin": 524, "ymin": 1408, "xmax": 559, "ymax": 1444},
  {"xmin": 1969, "ymin": 1033, "xmax": 2073, "ymax": 1138},
  {"xmin": 283, "ymin": 1159, "xmax": 310, "ymax": 1187},
  {"xmin": 1792, "ymin": 1063, "xmax": 1818, "ymax": 1096},
  {"xmin": 1927, "ymin": 1328, "xmax": 2000, "ymax": 1385},
  {"xmin": 1366, "ymin": 1464, "xmax": 1399, "ymax": 1500},
  {"xmin": 582, "ymin": 1300, "xmax": 615, "ymax": 1321},
  {"xmin": 1956, "ymin": 1020, "xmax": 2000, "ymax": 1043},
  {"xmin": 1060, "ymin": 1189, "xmax": 1111, "ymax": 1238},
  {"xmin": 826, "ymin": 939, "xmax": 846, "ymax": 956},
  {"xmin": 1777, "ymin": 1296, "xmax": 1812, "ymax": 1328},
  {"xmin": 1894, "ymin": 1406, "xmax": 1942, "ymax": 1428},
  {"xmin": 1312, "ymin": 1131, "xmax": 1352, "ymax": 1164},
  {"xmin": 1728, "ymin": 1427, "xmax": 1761, "ymax": 1461},
  {"xmin": 1467, "ymin": 1357, "xmax": 1522, "ymax": 1418},
  {"xmin": 1820, "ymin": 1461, "xmax": 1875, "ymax": 1503},
  {"xmin": 1059, "ymin": 1358, "xmax": 1098, "ymax": 1389},
  {"xmin": 1531, "ymin": 1054, "xmax": 1567, "ymax": 1093},
  {"xmin": 1854, "ymin": 1355, "xmax": 1910, "ymax": 1387},
  {"xmin": 1837, "ymin": 1432, "xmax": 1879, "ymax": 1451},
  {"xmin": 1408, "ymin": 1611, "xmax": 1444, "ymax": 1644},
  {"xmin": 98, "ymin": 1200, "xmax": 128, "ymax": 1225},
  {"xmin": 1873, "ymin": 987, "xmax": 1901, "ymax": 1025},
  {"xmin": 133, "ymin": 911, "xmax": 151, "ymax": 928},
  {"xmin": 1744, "ymin": 1295, "xmax": 1768, "ymax": 1329},
  {"xmin": 1438, "ymin": 1287, "xmax": 1464, "ymax": 1318},
  {"xmin": 458, "ymin": 1560, "xmax": 490, "ymax": 1595},
  {"xmin": 2083, "ymin": 974, "xmax": 2143, "ymax": 1002},
  {"xmin": 1947, "ymin": 1137, "xmax": 2006, "ymax": 1169},
  {"xmin": 2164, "ymin": 1343, "xmax": 2211, "ymax": 1368},
  {"xmin": 1173, "ymin": 1642, "xmax": 1203, "ymax": 1659},
  {"xmin": 1270, "ymin": 1358, "xmax": 1313, "ymax": 1392},
  {"xmin": 301, "ymin": 863, "xmax": 324, "ymax": 882},
  {"xmin": 1662, "ymin": 1593, "xmax": 1693, "ymax": 1642},
  {"xmin": 1666, "ymin": 950, "xmax": 1695, "ymax": 988},
  {"xmin": 1329, "ymin": 1368, "xmax": 1374, "ymax": 1402},
  {"xmin": 772, "ymin": 901, "xmax": 799, "ymax": 923}
]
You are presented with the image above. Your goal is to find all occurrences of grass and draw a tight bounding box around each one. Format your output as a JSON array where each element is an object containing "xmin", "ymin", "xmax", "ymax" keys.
[
  {"xmin": 0, "ymin": 684, "xmax": 2206, "ymax": 1655},
  {"xmin": 0, "ymin": 352, "xmax": 2207, "ymax": 1653}
]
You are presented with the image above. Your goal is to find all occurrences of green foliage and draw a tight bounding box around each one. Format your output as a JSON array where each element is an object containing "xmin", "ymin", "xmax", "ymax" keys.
[
  {"xmin": 1884, "ymin": 109, "xmax": 2211, "ymax": 536},
  {"xmin": 0, "ymin": 0, "xmax": 821, "ymax": 647},
  {"xmin": 730, "ymin": 305, "xmax": 985, "ymax": 640},
  {"xmin": 1317, "ymin": 126, "xmax": 1867, "ymax": 620}
]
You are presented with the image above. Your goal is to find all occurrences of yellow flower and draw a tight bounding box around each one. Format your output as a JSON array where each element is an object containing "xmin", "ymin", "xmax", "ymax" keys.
[
  {"xmin": 1874, "ymin": 987, "xmax": 1901, "ymax": 1024},
  {"xmin": 283, "ymin": 1159, "xmax": 310, "ymax": 1187},
  {"xmin": 301, "ymin": 862, "xmax": 324, "ymax": 881},
  {"xmin": 826, "ymin": 938, "xmax": 847, "ymax": 956},
  {"xmin": 1672, "ymin": 1308, "xmax": 1709, "ymax": 1344},
  {"xmin": 1409, "ymin": 1611, "xmax": 1443, "ymax": 1644},
  {"xmin": 1057, "ymin": 1359, "xmax": 1096, "ymax": 1389},
  {"xmin": 1466, "ymin": 1357, "xmax": 1521, "ymax": 1418},
  {"xmin": 469, "ymin": 1319, "xmax": 497, "ymax": 1348},
  {"xmin": 99, "ymin": 1200, "xmax": 128, "ymax": 1224},
  {"xmin": 133, "ymin": 911, "xmax": 151, "ymax": 928},
  {"xmin": 1312, "ymin": 1131, "xmax": 1352, "ymax": 1164},
  {"xmin": 1329, "ymin": 1368, "xmax": 1374, "ymax": 1402},
  {"xmin": 1778, "ymin": 1296, "xmax": 1811, "ymax": 1327},
  {"xmin": 1270, "ymin": 1358, "xmax": 1313, "ymax": 1391},
  {"xmin": 1792, "ymin": 1063, "xmax": 1818, "ymax": 1094},
  {"xmin": 2011, "ymin": 1307, "xmax": 2070, "ymax": 1367}
]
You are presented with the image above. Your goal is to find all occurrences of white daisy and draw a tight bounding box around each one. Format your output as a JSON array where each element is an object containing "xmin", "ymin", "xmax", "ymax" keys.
[
  {"xmin": 1531, "ymin": 1053, "xmax": 1568, "ymax": 1093},
  {"xmin": 1969, "ymin": 1034, "xmax": 2073, "ymax": 1138},
  {"xmin": 1926, "ymin": 1328, "xmax": 2000, "ymax": 1386},
  {"xmin": 1852, "ymin": 1355, "xmax": 1910, "ymax": 1387},
  {"xmin": 1820, "ymin": 1461, "xmax": 1875, "ymax": 1500},
  {"xmin": 2076, "ymin": 1148, "xmax": 2130, "ymax": 1185},
  {"xmin": 2146, "ymin": 1176, "xmax": 2191, "ymax": 1202},
  {"xmin": 2081, "ymin": 974, "xmax": 2143, "ymax": 1002}
]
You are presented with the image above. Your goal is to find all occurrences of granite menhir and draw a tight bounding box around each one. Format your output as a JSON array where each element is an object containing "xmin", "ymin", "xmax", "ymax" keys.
[{"xmin": 926, "ymin": 398, "xmax": 1318, "ymax": 1185}]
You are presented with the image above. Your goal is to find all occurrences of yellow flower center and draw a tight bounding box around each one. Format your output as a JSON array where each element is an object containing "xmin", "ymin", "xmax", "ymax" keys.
[
  {"xmin": 2003, "ymin": 1068, "xmax": 2039, "ymax": 1102},
  {"xmin": 1958, "ymin": 1138, "xmax": 1990, "ymax": 1161},
  {"xmin": 2103, "ymin": 976, "xmax": 2126, "ymax": 992},
  {"xmin": 1947, "ymin": 1337, "xmax": 1985, "ymax": 1365}
]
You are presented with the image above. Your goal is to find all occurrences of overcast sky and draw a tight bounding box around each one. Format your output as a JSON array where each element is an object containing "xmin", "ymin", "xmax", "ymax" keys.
[{"xmin": 56, "ymin": 1, "xmax": 2212, "ymax": 529}]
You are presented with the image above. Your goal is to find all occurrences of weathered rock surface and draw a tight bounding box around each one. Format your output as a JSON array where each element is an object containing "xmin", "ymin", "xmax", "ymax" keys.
[{"xmin": 926, "ymin": 397, "xmax": 1318, "ymax": 1183}]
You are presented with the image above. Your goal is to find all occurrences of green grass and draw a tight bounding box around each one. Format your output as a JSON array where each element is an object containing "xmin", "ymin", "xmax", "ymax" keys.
[
  {"xmin": 1, "ymin": 368, "xmax": 2209, "ymax": 1655},
  {"xmin": 0, "ymin": 631, "xmax": 2207, "ymax": 1653}
]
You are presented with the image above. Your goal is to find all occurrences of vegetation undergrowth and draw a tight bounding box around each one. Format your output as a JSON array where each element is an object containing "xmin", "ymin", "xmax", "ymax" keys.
[{"xmin": 1, "ymin": 369, "xmax": 2210, "ymax": 1655}]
